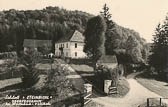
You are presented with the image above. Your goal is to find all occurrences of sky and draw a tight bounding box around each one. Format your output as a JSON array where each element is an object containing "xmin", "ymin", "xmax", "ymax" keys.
[{"xmin": 0, "ymin": 0, "xmax": 168, "ymax": 43}]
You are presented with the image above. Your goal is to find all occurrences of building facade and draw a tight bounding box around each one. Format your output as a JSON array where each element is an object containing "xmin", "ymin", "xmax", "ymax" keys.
[{"xmin": 55, "ymin": 30, "xmax": 87, "ymax": 58}]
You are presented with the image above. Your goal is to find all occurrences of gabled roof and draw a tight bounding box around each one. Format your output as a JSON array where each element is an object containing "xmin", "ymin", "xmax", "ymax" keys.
[
  {"xmin": 70, "ymin": 30, "xmax": 84, "ymax": 42},
  {"xmin": 56, "ymin": 30, "xmax": 84, "ymax": 43},
  {"xmin": 97, "ymin": 55, "xmax": 118, "ymax": 63},
  {"xmin": 23, "ymin": 39, "xmax": 52, "ymax": 48}
]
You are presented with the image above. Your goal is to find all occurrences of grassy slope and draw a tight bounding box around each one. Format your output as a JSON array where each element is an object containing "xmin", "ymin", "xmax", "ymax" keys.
[
  {"xmin": 136, "ymin": 78, "xmax": 168, "ymax": 98},
  {"xmin": 0, "ymin": 59, "xmax": 84, "ymax": 107},
  {"xmin": 135, "ymin": 71, "xmax": 168, "ymax": 98},
  {"xmin": 112, "ymin": 77, "xmax": 130, "ymax": 97}
]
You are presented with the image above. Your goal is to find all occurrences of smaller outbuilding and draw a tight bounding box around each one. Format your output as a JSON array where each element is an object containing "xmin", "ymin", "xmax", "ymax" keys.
[{"xmin": 23, "ymin": 39, "xmax": 52, "ymax": 52}]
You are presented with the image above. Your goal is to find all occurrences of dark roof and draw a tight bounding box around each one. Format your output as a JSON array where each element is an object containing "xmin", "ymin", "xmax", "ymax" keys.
[
  {"xmin": 56, "ymin": 30, "xmax": 74, "ymax": 43},
  {"xmin": 56, "ymin": 30, "xmax": 84, "ymax": 43},
  {"xmin": 23, "ymin": 39, "xmax": 52, "ymax": 48},
  {"xmin": 97, "ymin": 55, "xmax": 118, "ymax": 63}
]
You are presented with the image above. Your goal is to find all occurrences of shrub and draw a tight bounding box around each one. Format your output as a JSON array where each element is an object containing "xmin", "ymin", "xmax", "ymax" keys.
[
  {"xmin": 41, "ymin": 65, "xmax": 71, "ymax": 96},
  {"xmin": 95, "ymin": 65, "xmax": 119, "ymax": 89},
  {"xmin": 18, "ymin": 49, "xmax": 41, "ymax": 88},
  {"xmin": 0, "ymin": 52, "xmax": 17, "ymax": 59},
  {"xmin": 41, "ymin": 65, "xmax": 82, "ymax": 106},
  {"xmin": 0, "ymin": 56, "xmax": 22, "ymax": 80},
  {"xmin": 20, "ymin": 66, "xmax": 40, "ymax": 88}
]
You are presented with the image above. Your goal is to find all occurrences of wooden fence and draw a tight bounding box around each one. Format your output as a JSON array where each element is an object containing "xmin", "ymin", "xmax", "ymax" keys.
[{"xmin": 147, "ymin": 98, "xmax": 168, "ymax": 107}]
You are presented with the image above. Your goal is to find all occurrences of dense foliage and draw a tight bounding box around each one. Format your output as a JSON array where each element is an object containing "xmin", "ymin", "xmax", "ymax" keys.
[
  {"xmin": 41, "ymin": 64, "xmax": 82, "ymax": 107},
  {"xmin": 0, "ymin": 7, "xmax": 93, "ymax": 54},
  {"xmin": 96, "ymin": 65, "xmax": 119, "ymax": 87},
  {"xmin": 19, "ymin": 48, "xmax": 41, "ymax": 87},
  {"xmin": 84, "ymin": 15, "xmax": 106, "ymax": 70},
  {"xmin": 100, "ymin": 4, "xmax": 148, "ymax": 66},
  {"xmin": 100, "ymin": 4, "xmax": 115, "ymax": 55},
  {"xmin": 149, "ymin": 15, "xmax": 168, "ymax": 78},
  {"xmin": 0, "ymin": 6, "xmax": 148, "ymax": 66}
]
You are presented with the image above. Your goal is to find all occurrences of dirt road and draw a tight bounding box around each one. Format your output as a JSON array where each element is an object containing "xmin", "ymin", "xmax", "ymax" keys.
[{"xmin": 92, "ymin": 78, "xmax": 168, "ymax": 107}]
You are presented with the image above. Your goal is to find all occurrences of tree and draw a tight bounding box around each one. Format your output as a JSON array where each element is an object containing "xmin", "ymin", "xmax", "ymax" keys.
[
  {"xmin": 100, "ymin": 3, "xmax": 116, "ymax": 55},
  {"xmin": 149, "ymin": 16, "xmax": 168, "ymax": 78},
  {"xmin": 141, "ymin": 45, "xmax": 149, "ymax": 63},
  {"xmin": 84, "ymin": 15, "xmax": 106, "ymax": 70},
  {"xmin": 100, "ymin": 3, "xmax": 114, "ymax": 29},
  {"xmin": 37, "ymin": 44, "xmax": 51, "ymax": 55},
  {"xmin": 49, "ymin": 23, "xmax": 66, "ymax": 53},
  {"xmin": 125, "ymin": 36, "xmax": 143, "ymax": 64},
  {"xmin": 19, "ymin": 48, "xmax": 41, "ymax": 88},
  {"xmin": 13, "ymin": 23, "xmax": 26, "ymax": 56}
]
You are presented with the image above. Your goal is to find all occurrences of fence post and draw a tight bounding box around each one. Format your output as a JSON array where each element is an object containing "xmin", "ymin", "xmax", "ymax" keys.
[
  {"xmin": 160, "ymin": 98, "xmax": 162, "ymax": 106},
  {"xmin": 104, "ymin": 80, "xmax": 112, "ymax": 94},
  {"xmin": 147, "ymin": 98, "xmax": 149, "ymax": 107}
]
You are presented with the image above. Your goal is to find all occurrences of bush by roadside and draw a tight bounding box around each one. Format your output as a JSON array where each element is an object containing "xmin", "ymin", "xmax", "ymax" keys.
[
  {"xmin": 95, "ymin": 65, "xmax": 119, "ymax": 88},
  {"xmin": 71, "ymin": 63, "xmax": 130, "ymax": 98},
  {"xmin": 31, "ymin": 64, "xmax": 83, "ymax": 107}
]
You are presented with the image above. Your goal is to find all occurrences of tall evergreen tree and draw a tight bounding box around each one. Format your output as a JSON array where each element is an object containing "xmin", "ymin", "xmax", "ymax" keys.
[
  {"xmin": 100, "ymin": 3, "xmax": 114, "ymax": 29},
  {"xmin": 149, "ymin": 16, "xmax": 168, "ymax": 78},
  {"xmin": 100, "ymin": 3, "xmax": 116, "ymax": 55},
  {"xmin": 84, "ymin": 15, "xmax": 106, "ymax": 70}
]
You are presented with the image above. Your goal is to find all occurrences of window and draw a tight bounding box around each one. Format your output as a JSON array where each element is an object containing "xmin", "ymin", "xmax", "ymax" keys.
[
  {"xmin": 75, "ymin": 52, "xmax": 77, "ymax": 57},
  {"xmin": 75, "ymin": 43, "xmax": 77, "ymax": 48},
  {"xmin": 66, "ymin": 43, "xmax": 68, "ymax": 48}
]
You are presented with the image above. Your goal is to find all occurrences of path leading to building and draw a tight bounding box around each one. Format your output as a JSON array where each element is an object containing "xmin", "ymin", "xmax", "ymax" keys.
[{"xmin": 92, "ymin": 78, "xmax": 168, "ymax": 107}]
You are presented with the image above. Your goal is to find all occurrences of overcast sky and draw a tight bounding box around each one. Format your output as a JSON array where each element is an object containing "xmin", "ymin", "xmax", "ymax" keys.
[{"xmin": 0, "ymin": 0, "xmax": 168, "ymax": 43}]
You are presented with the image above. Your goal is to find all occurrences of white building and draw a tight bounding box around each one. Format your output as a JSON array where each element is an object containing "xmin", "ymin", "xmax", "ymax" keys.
[{"xmin": 55, "ymin": 30, "xmax": 87, "ymax": 58}]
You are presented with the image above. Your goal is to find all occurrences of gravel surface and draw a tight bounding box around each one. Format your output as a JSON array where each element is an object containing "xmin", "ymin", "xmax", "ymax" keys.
[{"xmin": 92, "ymin": 78, "xmax": 168, "ymax": 107}]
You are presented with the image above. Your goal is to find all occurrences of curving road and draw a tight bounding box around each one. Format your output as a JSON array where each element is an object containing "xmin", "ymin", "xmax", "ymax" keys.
[{"xmin": 92, "ymin": 78, "xmax": 168, "ymax": 107}]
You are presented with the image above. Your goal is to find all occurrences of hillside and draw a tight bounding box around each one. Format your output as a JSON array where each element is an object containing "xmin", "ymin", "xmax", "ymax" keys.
[
  {"xmin": 0, "ymin": 6, "xmax": 94, "ymax": 51},
  {"xmin": 0, "ymin": 6, "xmax": 148, "ymax": 61}
]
